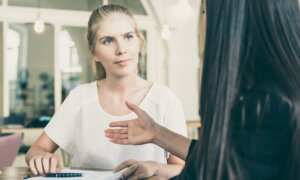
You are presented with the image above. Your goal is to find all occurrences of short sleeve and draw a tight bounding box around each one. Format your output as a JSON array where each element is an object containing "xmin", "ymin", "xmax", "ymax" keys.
[
  {"xmin": 44, "ymin": 90, "xmax": 80, "ymax": 155},
  {"xmin": 164, "ymin": 96, "xmax": 187, "ymax": 136},
  {"xmin": 163, "ymin": 96, "xmax": 188, "ymax": 158}
]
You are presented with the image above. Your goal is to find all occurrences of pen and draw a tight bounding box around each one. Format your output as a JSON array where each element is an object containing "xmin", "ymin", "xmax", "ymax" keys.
[
  {"xmin": 23, "ymin": 175, "xmax": 30, "ymax": 179},
  {"xmin": 45, "ymin": 173, "xmax": 83, "ymax": 178}
]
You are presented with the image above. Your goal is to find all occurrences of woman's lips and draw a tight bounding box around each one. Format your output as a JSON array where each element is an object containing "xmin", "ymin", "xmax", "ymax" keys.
[{"xmin": 115, "ymin": 59, "xmax": 131, "ymax": 66}]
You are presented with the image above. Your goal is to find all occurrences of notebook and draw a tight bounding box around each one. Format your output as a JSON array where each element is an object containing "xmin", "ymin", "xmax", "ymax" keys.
[{"xmin": 24, "ymin": 168, "xmax": 126, "ymax": 180}]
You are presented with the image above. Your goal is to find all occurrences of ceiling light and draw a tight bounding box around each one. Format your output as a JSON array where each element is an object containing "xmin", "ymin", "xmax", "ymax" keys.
[
  {"xmin": 34, "ymin": 18, "xmax": 45, "ymax": 33},
  {"xmin": 161, "ymin": 24, "xmax": 171, "ymax": 40}
]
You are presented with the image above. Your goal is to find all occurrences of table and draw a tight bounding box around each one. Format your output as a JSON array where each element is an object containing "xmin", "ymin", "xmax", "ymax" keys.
[
  {"xmin": 0, "ymin": 167, "xmax": 113, "ymax": 179},
  {"xmin": 0, "ymin": 167, "xmax": 167, "ymax": 180},
  {"xmin": 0, "ymin": 167, "xmax": 32, "ymax": 180}
]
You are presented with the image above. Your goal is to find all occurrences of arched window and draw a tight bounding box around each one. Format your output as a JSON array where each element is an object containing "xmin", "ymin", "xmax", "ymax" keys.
[
  {"xmin": 59, "ymin": 30, "xmax": 81, "ymax": 74},
  {"xmin": 59, "ymin": 29, "xmax": 82, "ymax": 100}
]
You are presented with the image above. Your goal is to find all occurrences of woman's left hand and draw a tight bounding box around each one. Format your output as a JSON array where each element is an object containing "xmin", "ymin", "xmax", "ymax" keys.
[{"xmin": 115, "ymin": 160, "xmax": 159, "ymax": 180}]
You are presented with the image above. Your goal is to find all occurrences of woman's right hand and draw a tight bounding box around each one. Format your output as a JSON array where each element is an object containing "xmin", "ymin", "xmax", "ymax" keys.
[
  {"xmin": 28, "ymin": 152, "xmax": 61, "ymax": 175},
  {"xmin": 105, "ymin": 101, "xmax": 160, "ymax": 145}
]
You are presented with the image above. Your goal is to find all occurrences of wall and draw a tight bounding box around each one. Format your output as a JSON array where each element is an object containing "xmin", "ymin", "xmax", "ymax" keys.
[
  {"xmin": 0, "ymin": 0, "xmax": 202, "ymax": 121},
  {"xmin": 150, "ymin": 0, "xmax": 201, "ymax": 121}
]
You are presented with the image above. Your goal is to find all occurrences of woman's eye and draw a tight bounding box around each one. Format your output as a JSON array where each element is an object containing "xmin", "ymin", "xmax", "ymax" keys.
[
  {"xmin": 125, "ymin": 34, "xmax": 134, "ymax": 41},
  {"xmin": 102, "ymin": 38, "xmax": 113, "ymax": 45}
]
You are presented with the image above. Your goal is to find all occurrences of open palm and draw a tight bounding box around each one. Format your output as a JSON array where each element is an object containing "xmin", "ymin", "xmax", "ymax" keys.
[{"xmin": 105, "ymin": 101, "xmax": 158, "ymax": 145}]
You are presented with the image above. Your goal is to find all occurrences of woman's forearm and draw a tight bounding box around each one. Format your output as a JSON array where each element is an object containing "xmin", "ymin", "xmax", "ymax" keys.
[
  {"xmin": 155, "ymin": 163, "xmax": 184, "ymax": 178},
  {"xmin": 25, "ymin": 132, "xmax": 59, "ymax": 165},
  {"xmin": 152, "ymin": 125, "xmax": 192, "ymax": 161}
]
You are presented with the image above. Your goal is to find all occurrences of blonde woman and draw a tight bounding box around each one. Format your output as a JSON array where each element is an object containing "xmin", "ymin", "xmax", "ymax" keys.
[{"xmin": 26, "ymin": 4, "xmax": 187, "ymax": 179}]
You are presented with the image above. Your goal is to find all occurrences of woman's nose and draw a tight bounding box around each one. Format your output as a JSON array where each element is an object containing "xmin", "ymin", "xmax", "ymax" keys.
[{"xmin": 116, "ymin": 40, "xmax": 127, "ymax": 55}]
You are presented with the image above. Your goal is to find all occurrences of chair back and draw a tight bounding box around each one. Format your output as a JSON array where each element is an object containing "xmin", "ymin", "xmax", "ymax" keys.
[{"xmin": 0, "ymin": 133, "xmax": 23, "ymax": 167}]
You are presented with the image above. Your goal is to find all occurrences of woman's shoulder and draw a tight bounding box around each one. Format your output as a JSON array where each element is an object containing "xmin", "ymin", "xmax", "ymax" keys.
[
  {"xmin": 66, "ymin": 81, "xmax": 97, "ymax": 103},
  {"xmin": 142, "ymin": 82, "xmax": 183, "ymax": 111},
  {"xmin": 70, "ymin": 81, "xmax": 97, "ymax": 94},
  {"xmin": 147, "ymin": 82, "xmax": 180, "ymax": 102}
]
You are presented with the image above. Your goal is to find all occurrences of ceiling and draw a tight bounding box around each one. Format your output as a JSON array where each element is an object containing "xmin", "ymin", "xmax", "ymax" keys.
[{"xmin": 6, "ymin": 0, "xmax": 147, "ymax": 15}]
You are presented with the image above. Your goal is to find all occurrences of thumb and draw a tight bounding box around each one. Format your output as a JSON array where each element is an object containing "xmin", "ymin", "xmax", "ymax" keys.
[{"xmin": 125, "ymin": 101, "xmax": 143, "ymax": 117}]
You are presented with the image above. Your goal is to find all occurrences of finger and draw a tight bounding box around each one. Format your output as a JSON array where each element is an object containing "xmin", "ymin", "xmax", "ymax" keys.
[
  {"xmin": 35, "ymin": 157, "xmax": 45, "ymax": 175},
  {"xmin": 42, "ymin": 157, "xmax": 50, "ymax": 173},
  {"xmin": 109, "ymin": 121, "xmax": 130, "ymax": 128},
  {"xmin": 50, "ymin": 156, "xmax": 59, "ymax": 173},
  {"xmin": 105, "ymin": 132, "xmax": 128, "ymax": 139},
  {"xmin": 125, "ymin": 101, "xmax": 144, "ymax": 117},
  {"xmin": 29, "ymin": 159, "xmax": 38, "ymax": 175},
  {"xmin": 105, "ymin": 128, "xmax": 128, "ymax": 134},
  {"xmin": 115, "ymin": 159, "xmax": 136, "ymax": 172},
  {"xmin": 122, "ymin": 163, "xmax": 139, "ymax": 178},
  {"xmin": 129, "ymin": 164, "xmax": 149, "ymax": 180},
  {"xmin": 56, "ymin": 155, "xmax": 61, "ymax": 172},
  {"xmin": 109, "ymin": 138, "xmax": 129, "ymax": 144},
  {"xmin": 104, "ymin": 132, "xmax": 114, "ymax": 138},
  {"xmin": 131, "ymin": 173, "xmax": 147, "ymax": 180},
  {"xmin": 42, "ymin": 153, "xmax": 52, "ymax": 173}
]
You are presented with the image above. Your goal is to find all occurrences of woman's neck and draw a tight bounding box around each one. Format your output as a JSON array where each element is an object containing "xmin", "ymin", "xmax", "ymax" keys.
[{"xmin": 101, "ymin": 74, "xmax": 143, "ymax": 95}]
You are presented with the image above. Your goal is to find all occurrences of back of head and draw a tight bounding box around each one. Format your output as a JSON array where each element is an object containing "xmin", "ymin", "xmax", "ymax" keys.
[
  {"xmin": 243, "ymin": 1, "xmax": 300, "ymax": 178},
  {"xmin": 251, "ymin": 1, "xmax": 300, "ymax": 178},
  {"xmin": 183, "ymin": 0, "xmax": 300, "ymax": 179}
]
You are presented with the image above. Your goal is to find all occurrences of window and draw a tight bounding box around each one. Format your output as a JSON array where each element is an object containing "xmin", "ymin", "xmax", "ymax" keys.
[
  {"xmin": 59, "ymin": 29, "xmax": 82, "ymax": 101},
  {"xmin": 7, "ymin": 28, "xmax": 20, "ymax": 82}
]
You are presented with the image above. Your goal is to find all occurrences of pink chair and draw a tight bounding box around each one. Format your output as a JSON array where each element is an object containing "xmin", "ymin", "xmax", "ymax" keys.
[{"xmin": 0, "ymin": 133, "xmax": 23, "ymax": 167}]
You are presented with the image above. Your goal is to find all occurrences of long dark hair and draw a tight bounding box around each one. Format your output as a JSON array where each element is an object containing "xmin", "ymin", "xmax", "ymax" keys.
[{"xmin": 183, "ymin": 0, "xmax": 300, "ymax": 179}]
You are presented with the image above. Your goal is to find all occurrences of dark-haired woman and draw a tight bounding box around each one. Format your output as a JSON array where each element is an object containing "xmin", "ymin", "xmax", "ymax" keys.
[{"xmin": 105, "ymin": 0, "xmax": 300, "ymax": 179}]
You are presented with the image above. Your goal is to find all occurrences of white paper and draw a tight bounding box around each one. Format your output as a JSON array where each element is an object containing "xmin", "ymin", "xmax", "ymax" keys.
[{"xmin": 25, "ymin": 168, "xmax": 126, "ymax": 180}]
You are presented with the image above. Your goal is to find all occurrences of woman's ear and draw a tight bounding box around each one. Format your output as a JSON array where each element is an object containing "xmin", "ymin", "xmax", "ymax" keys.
[{"xmin": 91, "ymin": 53, "xmax": 100, "ymax": 62}]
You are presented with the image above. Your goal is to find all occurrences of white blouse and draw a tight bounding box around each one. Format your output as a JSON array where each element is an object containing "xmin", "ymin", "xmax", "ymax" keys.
[{"xmin": 44, "ymin": 81, "xmax": 187, "ymax": 169}]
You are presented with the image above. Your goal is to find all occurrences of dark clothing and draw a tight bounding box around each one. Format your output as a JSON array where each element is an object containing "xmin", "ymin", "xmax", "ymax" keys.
[
  {"xmin": 170, "ymin": 139, "xmax": 197, "ymax": 180},
  {"xmin": 230, "ymin": 84, "xmax": 293, "ymax": 180},
  {"xmin": 172, "ymin": 84, "xmax": 293, "ymax": 179}
]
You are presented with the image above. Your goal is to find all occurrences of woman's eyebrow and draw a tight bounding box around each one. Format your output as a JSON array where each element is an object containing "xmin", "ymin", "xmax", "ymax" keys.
[
  {"xmin": 125, "ymin": 31, "xmax": 134, "ymax": 34},
  {"xmin": 98, "ymin": 31, "xmax": 134, "ymax": 40},
  {"xmin": 98, "ymin": 35, "xmax": 113, "ymax": 41}
]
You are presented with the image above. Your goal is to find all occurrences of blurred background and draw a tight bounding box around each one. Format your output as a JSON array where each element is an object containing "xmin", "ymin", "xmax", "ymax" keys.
[{"xmin": 0, "ymin": 0, "xmax": 201, "ymax": 167}]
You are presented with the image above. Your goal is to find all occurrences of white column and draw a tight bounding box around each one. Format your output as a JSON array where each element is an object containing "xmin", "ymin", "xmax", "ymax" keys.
[
  {"xmin": 54, "ymin": 25, "xmax": 62, "ymax": 112},
  {"xmin": 0, "ymin": 22, "xmax": 9, "ymax": 117}
]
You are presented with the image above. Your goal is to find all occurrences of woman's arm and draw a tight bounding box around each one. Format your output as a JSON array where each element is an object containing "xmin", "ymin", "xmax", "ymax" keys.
[
  {"xmin": 105, "ymin": 101, "xmax": 192, "ymax": 160},
  {"xmin": 113, "ymin": 155, "xmax": 184, "ymax": 179},
  {"xmin": 164, "ymin": 154, "xmax": 185, "ymax": 177},
  {"xmin": 25, "ymin": 132, "xmax": 60, "ymax": 175},
  {"xmin": 152, "ymin": 125, "xmax": 192, "ymax": 161}
]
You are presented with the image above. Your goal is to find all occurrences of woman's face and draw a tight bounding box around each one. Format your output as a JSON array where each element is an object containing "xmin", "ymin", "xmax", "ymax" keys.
[{"xmin": 93, "ymin": 13, "xmax": 140, "ymax": 78}]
